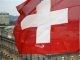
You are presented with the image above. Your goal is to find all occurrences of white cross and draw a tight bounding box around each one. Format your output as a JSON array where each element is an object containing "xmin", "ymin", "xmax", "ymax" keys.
[{"xmin": 21, "ymin": 0, "xmax": 68, "ymax": 44}]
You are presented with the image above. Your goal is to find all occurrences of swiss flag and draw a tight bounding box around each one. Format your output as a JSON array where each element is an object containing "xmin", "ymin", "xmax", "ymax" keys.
[{"xmin": 14, "ymin": 0, "xmax": 80, "ymax": 54}]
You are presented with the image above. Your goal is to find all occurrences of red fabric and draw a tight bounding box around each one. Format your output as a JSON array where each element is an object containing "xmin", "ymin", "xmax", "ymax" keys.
[{"xmin": 14, "ymin": 0, "xmax": 80, "ymax": 54}]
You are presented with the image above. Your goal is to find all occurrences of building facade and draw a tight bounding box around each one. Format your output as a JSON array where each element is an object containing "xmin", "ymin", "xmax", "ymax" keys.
[
  {"xmin": 0, "ymin": 26, "xmax": 22, "ymax": 60},
  {"xmin": 0, "ymin": 13, "xmax": 9, "ymax": 25}
]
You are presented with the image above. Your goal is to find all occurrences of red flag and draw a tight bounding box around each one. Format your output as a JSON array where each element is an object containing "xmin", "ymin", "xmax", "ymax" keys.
[{"xmin": 14, "ymin": 0, "xmax": 80, "ymax": 54}]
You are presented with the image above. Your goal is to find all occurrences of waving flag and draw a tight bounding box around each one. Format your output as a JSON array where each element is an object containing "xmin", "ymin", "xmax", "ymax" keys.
[{"xmin": 14, "ymin": 0, "xmax": 80, "ymax": 54}]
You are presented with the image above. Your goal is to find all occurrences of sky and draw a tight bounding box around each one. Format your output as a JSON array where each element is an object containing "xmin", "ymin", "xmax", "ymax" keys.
[{"xmin": 0, "ymin": 0, "xmax": 26, "ymax": 16}]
